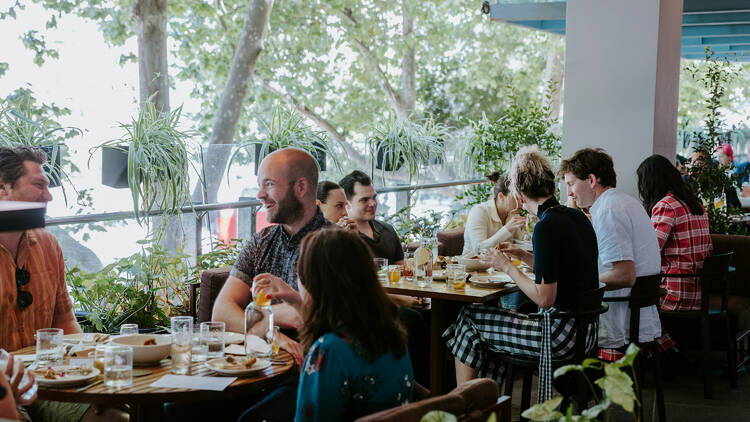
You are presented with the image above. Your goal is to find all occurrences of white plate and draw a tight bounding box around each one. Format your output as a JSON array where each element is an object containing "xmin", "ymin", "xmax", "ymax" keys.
[
  {"xmin": 205, "ymin": 357, "xmax": 271, "ymax": 376},
  {"xmin": 34, "ymin": 366, "xmax": 99, "ymax": 387},
  {"xmin": 220, "ymin": 332, "xmax": 244, "ymax": 345},
  {"xmin": 469, "ymin": 273, "xmax": 513, "ymax": 288},
  {"xmin": 431, "ymin": 270, "xmax": 446, "ymax": 281},
  {"xmin": 63, "ymin": 333, "xmax": 111, "ymax": 344}
]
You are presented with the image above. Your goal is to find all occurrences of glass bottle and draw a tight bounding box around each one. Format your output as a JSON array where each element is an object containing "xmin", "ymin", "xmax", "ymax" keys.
[
  {"xmin": 244, "ymin": 292, "xmax": 274, "ymax": 358},
  {"xmin": 414, "ymin": 237, "xmax": 435, "ymax": 288}
]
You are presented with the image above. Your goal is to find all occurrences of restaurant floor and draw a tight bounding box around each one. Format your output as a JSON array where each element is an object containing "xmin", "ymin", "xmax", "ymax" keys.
[{"xmin": 506, "ymin": 350, "xmax": 750, "ymax": 421}]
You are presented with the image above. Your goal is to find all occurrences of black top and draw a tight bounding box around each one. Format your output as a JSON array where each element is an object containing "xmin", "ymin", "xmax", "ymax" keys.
[
  {"xmin": 532, "ymin": 197, "xmax": 599, "ymax": 310},
  {"xmin": 359, "ymin": 220, "xmax": 404, "ymax": 264}
]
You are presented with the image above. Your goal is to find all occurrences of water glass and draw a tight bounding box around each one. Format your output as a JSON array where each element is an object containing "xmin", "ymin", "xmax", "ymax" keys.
[
  {"xmin": 373, "ymin": 258, "xmax": 388, "ymax": 283},
  {"xmin": 119, "ymin": 324, "xmax": 138, "ymax": 336},
  {"xmin": 200, "ymin": 322, "xmax": 226, "ymax": 359},
  {"xmin": 446, "ymin": 263, "xmax": 467, "ymax": 290},
  {"xmin": 191, "ymin": 330, "xmax": 208, "ymax": 362},
  {"xmin": 93, "ymin": 344, "xmax": 108, "ymax": 374},
  {"xmin": 171, "ymin": 316, "xmax": 193, "ymax": 374},
  {"xmin": 414, "ymin": 238, "xmax": 435, "ymax": 288},
  {"xmin": 35, "ymin": 328, "xmax": 64, "ymax": 367},
  {"xmin": 271, "ymin": 326, "xmax": 281, "ymax": 357},
  {"xmin": 103, "ymin": 345, "xmax": 132, "ymax": 389},
  {"xmin": 387, "ymin": 265, "xmax": 402, "ymax": 284}
]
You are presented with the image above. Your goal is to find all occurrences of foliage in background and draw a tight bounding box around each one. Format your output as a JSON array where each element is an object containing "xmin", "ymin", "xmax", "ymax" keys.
[
  {"xmin": 92, "ymin": 102, "xmax": 200, "ymax": 237},
  {"xmin": 368, "ymin": 116, "xmax": 448, "ymax": 183},
  {"xmin": 187, "ymin": 238, "xmax": 244, "ymax": 286},
  {"xmin": 522, "ymin": 344, "xmax": 640, "ymax": 422},
  {"xmin": 458, "ymin": 87, "xmax": 561, "ymax": 208},
  {"xmin": 67, "ymin": 242, "xmax": 192, "ymax": 333},
  {"xmin": 684, "ymin": 49, "xmax": 746, "ymax": 234},
  {"xmin": 383, "ymin": 203, "xmax": 444, "ymax": 243}
]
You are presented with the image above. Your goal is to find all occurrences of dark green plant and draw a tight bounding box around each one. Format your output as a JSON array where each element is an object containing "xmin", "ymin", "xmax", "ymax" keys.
[
  {"xmin": 684, "ymin": 49, "xmax": 746, "ymax": 234},
  {"xmin": 187, "ymin": 238, "xmax": 244, "ymax": 286},
  {"xmin": 458, "ymin": 86, "xmax": 561, "ymax": 208},
  {"xmin": 383, "ymin": 204, "xmax": 444, "ymax": 243},
  {"xmin": 522, "ymin": 344, "xmax": 640, "ymax": 422},
  {"xmin": 66, "ymin": 243, "xmax": 192, "ymax": 333}
]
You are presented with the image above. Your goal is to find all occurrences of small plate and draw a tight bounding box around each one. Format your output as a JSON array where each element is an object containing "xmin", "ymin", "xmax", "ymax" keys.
[
  {"xmin": 34, "ymin": 366, "xmax": 99, "ymax": 387},
  {"xmin": 470, "ymin": 273, "xmax": 513, "ymax": 288},
  {"xmin": 220, "ymin": 332, "xmax": 244, "ymax": 345},
  {"xmin": 431, "ymin": 270, "xmax": 446, "ymax": 281},
  {"xmin": 63, "ymin": 333, "xmax": 111, "ymax": 344},
  {"xmin": 205, "ymin": 357, "xmax": 271, "ymax": 376}
]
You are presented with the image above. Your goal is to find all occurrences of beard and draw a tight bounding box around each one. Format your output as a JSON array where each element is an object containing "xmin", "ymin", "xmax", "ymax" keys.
[{"xmin": 268, "ymin": 185, "xmax": 305, "ymax": 224}]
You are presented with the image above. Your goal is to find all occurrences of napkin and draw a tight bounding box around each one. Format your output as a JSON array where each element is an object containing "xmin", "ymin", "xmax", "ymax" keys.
[
  {"xmin": 224, "ymin": 345, "xmax": 245, "ymax": 355},
  {"xmin": 149, "ymin": 375, "xmax": 236, "ymax": 391}
]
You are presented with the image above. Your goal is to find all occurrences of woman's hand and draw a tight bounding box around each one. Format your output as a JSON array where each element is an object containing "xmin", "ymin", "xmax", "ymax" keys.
[
  {"xmin": 336, "ymin": 216, "xmax": 358, "ymax": 233},
  {"xmin": 504, "ymin": 215, "xmax": 526, "ymax": 232},
  {"xmin": 277, "ymin": 333, "xmax": 304, "ymax": 368},
  {"xmin": 496, "ymin": 242, "xmax": 533, "ymax": 266},
  {"xmin": 482, "ymin": 249, "xmax": 513, "ymax": 273},
  {"xmin": 252, "ymin": 273, "xmax": 301, "ymax": 308}
]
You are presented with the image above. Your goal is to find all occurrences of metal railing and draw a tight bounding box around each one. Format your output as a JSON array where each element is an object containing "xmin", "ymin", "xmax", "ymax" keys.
[{"xmin": 46, "ymin": 178, "xmax": 484, "ymax": 258}]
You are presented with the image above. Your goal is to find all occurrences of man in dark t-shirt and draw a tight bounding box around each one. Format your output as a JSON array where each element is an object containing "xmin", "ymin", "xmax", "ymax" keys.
[{"xmin": 338, "ymin": 170, "xmax": 404, "ymax": 264}]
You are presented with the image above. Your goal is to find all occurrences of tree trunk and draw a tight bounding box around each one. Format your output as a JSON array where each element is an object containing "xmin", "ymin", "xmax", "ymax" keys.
[
  {"xmin": 400, "ymin": 0, "xmax": 415, "ymax": 120},
  {"xmin": 544, "ymin": 45, "xmax": 564, "ymax": 122},
  {"xmin": 134, "ymin": 0, "xmax": 169, "ymax": 113}
]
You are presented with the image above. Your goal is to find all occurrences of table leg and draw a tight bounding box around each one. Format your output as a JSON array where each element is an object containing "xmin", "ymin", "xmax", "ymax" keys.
[
  {"xmin": 430, "ymin": 299, "xmax": 462, "ymax": 395},
  {"xmin": 130, "ymin": 403, "xmax": 163, "ymax": 422}
]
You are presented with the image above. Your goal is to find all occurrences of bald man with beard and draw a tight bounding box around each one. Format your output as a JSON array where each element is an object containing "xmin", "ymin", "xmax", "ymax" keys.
[{"xmin": 212, "ymin": 148, "xmax": 330, "ymax": 367}]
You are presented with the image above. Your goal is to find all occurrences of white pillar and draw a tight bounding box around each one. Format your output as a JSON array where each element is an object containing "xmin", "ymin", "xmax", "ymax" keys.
[{"xmin": 561, "ymin": 0, "xmax": 683, "ymax": 197}]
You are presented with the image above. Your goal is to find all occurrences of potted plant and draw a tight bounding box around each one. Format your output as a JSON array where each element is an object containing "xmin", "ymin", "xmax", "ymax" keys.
[
  {"xmin": 245, "ymin": 105, "xmax": 332, "ymax": 174},
  {"xmin": 92, "ymin": 103, "xmax": 199, "ymax": 229},
  {"xmin": 368, "ymin": 116, "xmax": 446, "ymax": 181},
  {"xmin": 0, "ymin": 105, "xmax": 80, "ymax": 188}
]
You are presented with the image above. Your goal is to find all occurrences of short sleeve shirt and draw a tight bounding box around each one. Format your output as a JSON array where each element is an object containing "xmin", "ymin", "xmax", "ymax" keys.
[
  {"xmin": 590, "ymin": 188, "xmax": 662, "ymax": 347},
  {"xmin": 231, "ymin": 209, "xmax": 330, "ymax": 291},
  {"xmin": 532, "ymin": 197, "xmax": 599, "ymax": 310},
  {"xmin": 0, "ymin": 229, "xmax": 73, "ymax": 351},
  {"xmin": 359, "ymin": 220, "xmax": 404, "ymax": 264}
]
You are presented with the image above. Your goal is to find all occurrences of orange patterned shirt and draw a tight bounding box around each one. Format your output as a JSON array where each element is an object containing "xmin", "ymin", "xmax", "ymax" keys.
[{"xmin": 0, "ymin": 229, "xmax": 74, "ymax": 352}]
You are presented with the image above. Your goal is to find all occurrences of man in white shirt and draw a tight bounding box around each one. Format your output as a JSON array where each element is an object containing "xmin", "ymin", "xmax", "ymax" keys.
[{"xmin": 560, "ymin": 148, "xmax": 661, "ymax": 353}]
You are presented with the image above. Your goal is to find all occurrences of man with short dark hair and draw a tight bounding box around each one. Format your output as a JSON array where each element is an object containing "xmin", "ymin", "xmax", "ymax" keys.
[
  {"xmin": 338, "ymin": 170, "xmax": 403, "ymax": 264},
  {"xmin": 560, "ymin": 148, "xmax": 661, "ymax": 359}
]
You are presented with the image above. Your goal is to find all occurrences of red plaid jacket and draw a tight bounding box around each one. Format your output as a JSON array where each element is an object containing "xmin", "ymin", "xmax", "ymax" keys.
[{"xmin": 651, "ymin": 194, "xmax": 712, "ymax": 311}]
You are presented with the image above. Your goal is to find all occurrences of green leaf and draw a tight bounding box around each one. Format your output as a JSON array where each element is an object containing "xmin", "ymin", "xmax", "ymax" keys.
[
  {"xmin": 595, "ymin": 365, "xmax": 637, "ymax": 413},
  {"xmin": 580, "ymin": 397, "xmax": 611, "ymax": 419},
  {"xmin": 553, "ymin": 364, "xmax": 582, "ymax": 378},
  {"xmin": 521, "ymin": 396, "xmax": 564, "ymax": 421},
  {"xmin": 420, "ymin": 410, "xmax": 457, "ymax": 422}
]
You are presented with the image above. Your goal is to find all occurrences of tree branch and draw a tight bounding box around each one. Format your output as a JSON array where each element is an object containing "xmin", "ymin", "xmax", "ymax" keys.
[{"xmin": 339, "ymin": 8, "xmax": 408, "ymax": 120}]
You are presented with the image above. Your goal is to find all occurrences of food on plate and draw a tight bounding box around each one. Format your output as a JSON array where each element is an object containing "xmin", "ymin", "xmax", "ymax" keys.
[
  {"xmin": 33, "ymin": 366, "xmax": 94, "ymax": 380},
  {"xmin": 217, "ymin": 356, "xmax": 257, "ymax": 370},
  {"xmin": 244, "ymin": 357, "xmax": 257, "ymax": 368},
  {"xmin": 93, "ymin": 333, "xmax": 110, "ymax": 343},
  {"xmin": 143, "ymin": 338, "xmax": 157, "ymax": 346}
]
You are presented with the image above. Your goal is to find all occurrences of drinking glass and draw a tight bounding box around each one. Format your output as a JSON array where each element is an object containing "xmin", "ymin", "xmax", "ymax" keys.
[
  {"xmin": 200, "ymin": 322, "xmax": 225, "ymax": 359},
  {"xmin": 414, "ymin": 238, "xmax": 435, "ymax": 288},
  {"xmin": 373, "ymin": 258, "xmax": 388, "ymax": 283},
  {"xmin": 191, "ymin": 330, "xmax": 208, "ymax": 362},
  {"xmin": 93, "ymin": 344, "xmax": 108, "ymax": 374},
  {"xmin": 403, "ymin": 252, "xmax": 415, "ymax": 279},
  {"xmin": 387, "ymin": 265, "xmax": 402, "ymax": 284},
  {"xmin": 119, "ymin": 324, "xmax": 138, "ymax": 336},
  {"xmin": 104, "ymin": 345, "xmax": 132, "ymax": 389},
  {"xmin": 35, "ymin": 328, "xmax": 64, "ymax": 367},
  {"xmin": 171, "ymin": 316, "xmax": 193, "ymax": 375},
  {"xmin": 271, "ymin": 326, "xmax": 281, "ymax": 357},
  {"xmin": 446, "ymin": 263, "xmax": 467, "ymax": 290}
]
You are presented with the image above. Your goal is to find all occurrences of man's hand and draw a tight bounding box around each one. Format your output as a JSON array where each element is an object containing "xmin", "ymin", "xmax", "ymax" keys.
[
  {"xmin": 277, "ymin": 333, "xmax": 304, "ymax": 367},
  {"xmin": 253, "ymin": 273, "xmax": 301, "ymax": 308},
  {"xmin": 337, "ymin": 216, "xmax": 358, "ymax": 233}
]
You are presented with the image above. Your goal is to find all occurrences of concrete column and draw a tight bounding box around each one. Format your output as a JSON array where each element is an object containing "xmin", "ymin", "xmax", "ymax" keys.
[{"xmin": 561, "ymin": 0, "xmax": 683, "ymax": 197}]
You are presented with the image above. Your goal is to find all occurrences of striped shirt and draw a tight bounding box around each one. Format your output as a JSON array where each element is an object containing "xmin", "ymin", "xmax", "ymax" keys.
[
  {"xmin": 0, "ymin": 229, "xmax": 74, "ymax": 352},
  {"xmin": 651, "ymin": 193, "xmax": 712, "ymax": 311}
]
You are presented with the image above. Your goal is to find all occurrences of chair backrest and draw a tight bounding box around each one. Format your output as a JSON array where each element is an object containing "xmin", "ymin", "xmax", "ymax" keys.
[
  {"xmin": 436, "ymin": 227, "xmax": 465, "ymax": 257},
  {"xmin": 603, "ymin": 274, "xmax": 665, "ymax": 344},
  {"xmin": 197, "ymin": 267, "xmax": 231, "ymax": 323},
  {"xmin": 710, "ymin": 234, "xmax": 749, "ymax": 296},
  {"xmin": 699, "ymin": 252, "xmax": 734, "ymax": 313}
]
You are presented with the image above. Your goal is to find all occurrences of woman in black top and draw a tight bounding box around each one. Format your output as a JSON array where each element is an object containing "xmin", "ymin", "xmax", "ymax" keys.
[{"xmin": 444, "ymin": 146, "xmax": 599, "ymax": 386}]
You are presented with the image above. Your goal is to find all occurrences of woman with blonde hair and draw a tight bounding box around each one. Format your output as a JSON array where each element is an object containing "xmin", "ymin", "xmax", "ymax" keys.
[
  {"xmin": 443, "ymin": 145, "xmax": 599, "ymax": 387},
  {"xmin": 462, "ymin": 172, "xmax": 525, "ymax": 254}
]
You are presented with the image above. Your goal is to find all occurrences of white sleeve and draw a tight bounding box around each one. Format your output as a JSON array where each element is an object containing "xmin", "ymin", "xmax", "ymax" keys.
[
  {"xmin": 465, "ymin": 205, "xmax": 491, "ymax": 253},
  {"xmin": 476, "ymin": 226, "xmax": 512, "ymax": 251},
  {"xmin": 594, "ymin": 208, "xmax": 634, "ymax": 269}
]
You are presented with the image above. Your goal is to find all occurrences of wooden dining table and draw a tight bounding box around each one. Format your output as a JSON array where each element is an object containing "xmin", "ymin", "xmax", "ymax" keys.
[
  {"xmin": 12, "ymin": 345, "xmax": 295, "ymax": 422},
  {"xmin": 384, "ymin": 276, "xmax": 518, "ymax": 395}
]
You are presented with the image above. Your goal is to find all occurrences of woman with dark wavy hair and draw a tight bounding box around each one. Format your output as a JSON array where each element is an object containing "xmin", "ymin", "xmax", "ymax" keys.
[
  {"xmin": 637, "ymin": 154, "xmax": 712, "ymax": 311},
  {"xmin": 252, "ymin": 229, "xmax": 414, "ymax": 421}
]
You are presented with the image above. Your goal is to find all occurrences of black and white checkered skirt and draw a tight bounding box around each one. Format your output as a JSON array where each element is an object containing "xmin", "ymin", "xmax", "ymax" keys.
[{"xmin": 443, "ymin": 304, "xmax": 597, "ymax": 384}]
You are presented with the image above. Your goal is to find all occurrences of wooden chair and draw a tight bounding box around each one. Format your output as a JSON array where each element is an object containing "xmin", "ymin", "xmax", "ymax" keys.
[
  {"xmin": 603, "ymin": 274, "xmax": 667, "ymax": 422},
  {"xmin": 657, "ymin": 252, "xmax": 735, "ymax": 399},
  {"xmin": 487, "ymin": 285, "xmax": 608, "ymax": 421}
]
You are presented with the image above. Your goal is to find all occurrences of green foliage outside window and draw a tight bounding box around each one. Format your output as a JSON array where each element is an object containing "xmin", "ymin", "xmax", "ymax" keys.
[{"xmin": 458, "ymin": 87, "xmax": 561, "ymax": 208}]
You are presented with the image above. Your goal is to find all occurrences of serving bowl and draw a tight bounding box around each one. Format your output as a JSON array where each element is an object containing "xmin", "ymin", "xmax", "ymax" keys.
[
  {"xmin": 111, "ymin": 334, "xmax": 171, "ymax": 364},
  {"xmin": 456, "ymin": 255, "xmax": 491, "ymax": 272}
]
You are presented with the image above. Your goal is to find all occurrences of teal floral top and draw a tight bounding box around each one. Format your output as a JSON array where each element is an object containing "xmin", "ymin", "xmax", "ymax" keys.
[{"xmin": 295, "ymin": 333, "xmax": 414, "ymax": 421}]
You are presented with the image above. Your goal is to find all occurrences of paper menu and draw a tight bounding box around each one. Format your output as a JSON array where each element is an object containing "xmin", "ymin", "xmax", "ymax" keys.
[{"xmin": 149, "ymin": 375, "xmax": 237, "ymax": 391}]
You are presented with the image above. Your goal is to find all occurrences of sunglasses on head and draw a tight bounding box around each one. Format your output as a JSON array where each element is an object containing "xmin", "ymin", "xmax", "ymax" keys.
[{"xmin": 16, "ymin": 267, "xmax": 32, "ymax": 310}]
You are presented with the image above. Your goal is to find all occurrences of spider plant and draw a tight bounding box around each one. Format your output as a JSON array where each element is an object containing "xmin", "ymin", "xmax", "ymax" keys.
[
  {"xmin": 232, "ymin": 105, "xmax": 334, "ymax": 174},
  {"xmin": 0, "ymin": 105, "xmax": 80, "ymax": 189},
  {"xmin": 93, "ymin": 103, "xmax": 199, "ymax": 231},
  {"xmin": 368, "ymin": 116, "xmax": 446, "ymax": 182}
]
